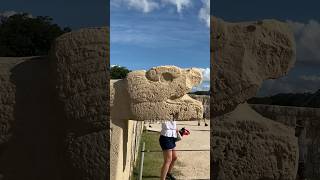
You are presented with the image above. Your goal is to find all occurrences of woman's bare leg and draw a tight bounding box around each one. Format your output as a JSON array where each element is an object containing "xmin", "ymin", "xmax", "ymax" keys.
[
  {"xmin": 161, "ymin": 150, "xmax": 172, "ymax": 180},
  {"xmin": 168, "ymin": 148, "xmax": 177, "ymax": 174}
]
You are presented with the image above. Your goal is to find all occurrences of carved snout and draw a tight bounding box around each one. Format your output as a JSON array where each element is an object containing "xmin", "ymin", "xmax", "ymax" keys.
[{"xmin": 131, "ymin": 95, "xmax": 204, "ymax": 121}]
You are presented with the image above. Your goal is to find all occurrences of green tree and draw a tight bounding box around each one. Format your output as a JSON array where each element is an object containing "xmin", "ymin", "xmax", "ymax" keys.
[
  {"xmin": 111, "ymin": 66, "xmax": 131, "ymax": 79},
  {"xmin": 0, "ymin": 13, "xmax": 71, "ymax": 57}
]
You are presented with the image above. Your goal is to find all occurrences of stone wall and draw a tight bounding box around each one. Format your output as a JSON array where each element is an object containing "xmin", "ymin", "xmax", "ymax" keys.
[
  {"xmin": 110, "ymin": 80, "xmax": 144, "ymax": 180},
  {"xmin": 110, "ymin": 118, "xmax": 143, "ymax": 180},
  {"xmin": 213, "ymin": 103, "xmax": 298, "ymax": 180},
  {"xmin": 251, "ymin": 104, "xmax": 320, "ymax": 179}
]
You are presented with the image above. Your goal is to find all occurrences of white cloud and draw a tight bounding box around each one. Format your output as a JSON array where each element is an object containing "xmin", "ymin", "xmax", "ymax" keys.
[
  {"xmin": 112, "ymin": 0, "xmax": 208, "ymax": 27},
  {"xmin": 161, "ymin": 0, "xmax": 192, "ymax": 13},
  {"xmin": 287, "ymin": 20, "xmax": 320, "ymax": 65},
  {"xmin": 198, "ymin": 0, "xmax": 210, "ymax": 28},
  {"xmin": 192, "ymin": 67, "xmax": 210, "ymax": 91},
  {"xmin": 111, "ymin": 0, "xmax": 159, "ymax": 13},
  {"xmin": 192, "ymin": 81, "xmax": 210, "ymax": 91},
  {"xmin": 128, "ymin": 0, "xmax": 159, "ymax": 13},
  {"xmin": 199, "ymin": 67, "xmax": 210, "ymax": 81},
  {"xmin": 111, "ymin": 64, "xmax": 122, "ymax": 67}
]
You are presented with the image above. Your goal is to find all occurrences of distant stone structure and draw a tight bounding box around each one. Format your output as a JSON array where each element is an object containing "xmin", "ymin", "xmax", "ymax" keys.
[{"xmin": 189, "ymin": 94, "xmax": 210, "ymax": 119}]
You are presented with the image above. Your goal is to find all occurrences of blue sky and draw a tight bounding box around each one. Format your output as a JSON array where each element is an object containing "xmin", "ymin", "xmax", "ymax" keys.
[
  {"xmin": 212, "ymin": 0, "xmax": 320, "ymax": 96},
  {"xmin": 111, "ymin": 0, "xmax": 210, "ymax": 91}
]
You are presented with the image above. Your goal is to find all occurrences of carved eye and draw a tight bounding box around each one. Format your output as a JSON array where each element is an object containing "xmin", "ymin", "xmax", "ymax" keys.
[{"xmin": 162, "ymin": 72, "xmax": 174, "ymax": 81}]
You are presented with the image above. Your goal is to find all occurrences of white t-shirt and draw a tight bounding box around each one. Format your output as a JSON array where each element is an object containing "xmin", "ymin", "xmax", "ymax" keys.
[{"xmin": 160, "ymin": 120, "xmax": 177, "ymax": 138}]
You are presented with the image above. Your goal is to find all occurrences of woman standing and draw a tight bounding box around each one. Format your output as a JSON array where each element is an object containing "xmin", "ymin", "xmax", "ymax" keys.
[{"xmin": 159, "ymin": 114, "xmax": 179, "ymax": 180}]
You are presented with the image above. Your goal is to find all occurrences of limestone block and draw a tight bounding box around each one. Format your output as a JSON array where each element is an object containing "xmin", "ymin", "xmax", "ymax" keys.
[
  {"xmin": 212, "ymin": 103, "xmax": 299, "ymax": 180},
  {"xmin": 126, "ymin": 66, "xmax": 204, "ymax": 120},
  {"xmin": 0, "ymin": 58, "xmax": 20, "ymax": 145},
  {"xmin": 50, "ymin": 27, "xmax": 109, "ymax": 180},
  {"xmin": 63, "ymin": 130, "xmax": 108, "ymax": 180},
  {"xmin": 211, "ymin": 17, "xmax": 296, "ymax": 116},
  {"xmin": 51, "ymin": 27, "xmax": 109, "ymax": 124}
]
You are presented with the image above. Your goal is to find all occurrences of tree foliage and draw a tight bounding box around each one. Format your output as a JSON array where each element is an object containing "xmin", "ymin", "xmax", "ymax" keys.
[
  {"xmin": 110, "ymin": 66, "xmax": 131, "ymax": 79},
  {"xmin": 0, "ymin": 13, "xmax": 71, "ymax": 57}
]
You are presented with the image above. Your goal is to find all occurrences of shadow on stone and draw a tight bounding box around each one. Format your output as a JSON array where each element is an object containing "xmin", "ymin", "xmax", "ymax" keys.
[{"xmin": 0, "ymin": 57, "xmax": 65, "ymax": 180}]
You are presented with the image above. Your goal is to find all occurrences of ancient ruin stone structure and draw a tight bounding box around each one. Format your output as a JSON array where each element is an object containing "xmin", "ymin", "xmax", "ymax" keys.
[
  {"xmin": 127, "ymin": 66, "xmax": 203, "ymax": 120},
  {"xmin": 211, "ymin": 17, "xmax": 296, "ymax": 116},
  {"xmin": 0, "ymin": 26, "xmax": 203, "ymax": 180},
  {"xmin": 0, "ymin": 15, "xmax": 305, "ymax": 180},
  {"xmin": 0, "ymin": 27, "xmax": 109, "ymax": 180},
  {"xmin": 211, "ymin": 17, "xmax": 299, "ymax": 179},
  {"xmin": 110, "ymin": 65, "xmax": 204, "ymax": 179},
  {"xmin": 251, "ymin": 104, "xmax": 320, "ymax": 179}
]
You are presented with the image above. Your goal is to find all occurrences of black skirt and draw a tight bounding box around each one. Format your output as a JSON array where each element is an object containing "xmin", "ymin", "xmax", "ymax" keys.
[{"xmin": 159, "ymin": 135, "xmax": 176, "ymax": 150}]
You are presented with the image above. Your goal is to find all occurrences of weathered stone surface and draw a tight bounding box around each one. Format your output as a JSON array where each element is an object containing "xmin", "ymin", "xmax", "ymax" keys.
[
  {"xmin": 50, "ymin": 27, "xmax": 109, "ymax": 180},
  {"xmin": 250, "ymin": 104, "xmax": 320, "ymax": 179},
  {"xmin": 63, "ymin": 130, "xmax": 108, "ymax": 180},
  {"xmin": 0, "ymin": 57, "xmax": 21, "ymax": 145},
  {"xmin": 211, "ymin": 17, "xmax": 296, "ymax": 116},
  {"xmin": 0, "ymin": 28, "xmax": 109, "ymax": 180},
  {"xmin": 126, "ymin": 66, "xmax": 203, "ymax": 120},
  {"xmin": 0, "ymin": 56, "xmax": 64, "ymax": 180},
  {"xmin": 110, "ymin": 66, "xmax": 204, "ymax": 180},
  {"xmin": 211, "ymin": 17, "xmax": 299, "ymax": 180},
  {"xmin": 212, "ymin": 103, "xmax": 298, "ymax": 180}
]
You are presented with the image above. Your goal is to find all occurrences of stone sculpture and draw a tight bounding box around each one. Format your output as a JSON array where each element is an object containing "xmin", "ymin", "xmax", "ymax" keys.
[
  {"xmin": 211, "ymin": 17, "xmax": 298, "ymax": 180},
  {"xmin": 211, "ymin": 17, "xmax": 296, "ymax": 116}
]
